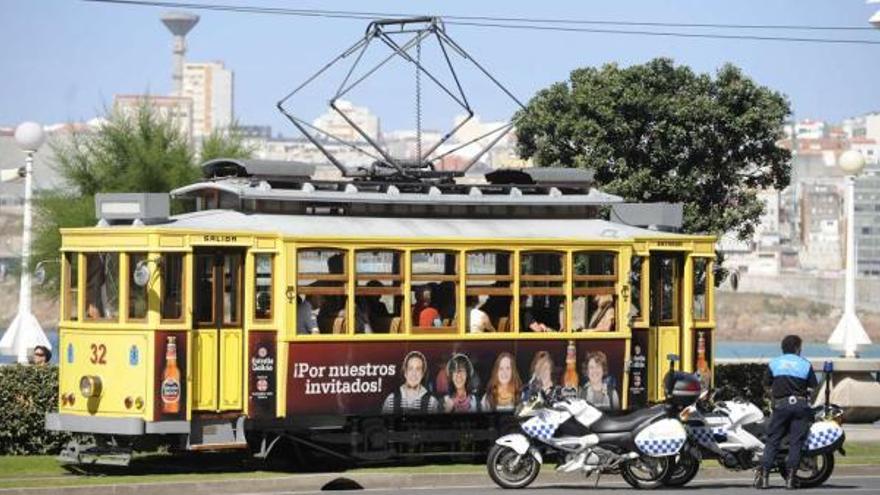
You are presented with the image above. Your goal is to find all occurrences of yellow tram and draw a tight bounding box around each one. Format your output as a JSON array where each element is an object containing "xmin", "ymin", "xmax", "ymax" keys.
[{"xmin": 47, "ymin": 160, "xmax": 715, "ymax": 463}]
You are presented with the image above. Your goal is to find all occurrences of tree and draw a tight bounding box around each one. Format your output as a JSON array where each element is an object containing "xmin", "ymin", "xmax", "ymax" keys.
[
  {"xmin": 200, "ymin": 123, "xmax": 255, "ymax": 162},
  {"xmin": 515, "ymin": 58, "xmax": 791, "ymax": 240},
  {"xmin": 32, "ymin": 103, "xmax": 252, "ymax": 293}
]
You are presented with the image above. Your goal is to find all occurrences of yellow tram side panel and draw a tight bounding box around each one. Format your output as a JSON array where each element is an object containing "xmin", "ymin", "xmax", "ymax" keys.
[{"xmin": 58, "ymin": 328, "xmax": 153, "ymax": 418}]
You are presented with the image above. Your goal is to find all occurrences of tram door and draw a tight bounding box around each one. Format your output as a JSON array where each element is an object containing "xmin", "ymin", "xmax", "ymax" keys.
[
  {"xmin": 648, "ymin": 252, "xmax": 683, "ymax": 401},
  {"xmin": 192, "ymin": 249, "xmax": 245, "ymax": 412}
]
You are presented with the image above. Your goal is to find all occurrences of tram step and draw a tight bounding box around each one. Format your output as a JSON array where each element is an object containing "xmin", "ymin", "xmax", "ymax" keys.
[{"xmin": 187, "ymin": 415, "xmax": 247, "ymax": 451}]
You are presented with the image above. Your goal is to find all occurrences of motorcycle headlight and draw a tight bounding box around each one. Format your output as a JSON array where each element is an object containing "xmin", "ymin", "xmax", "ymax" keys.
[{"xmin": 79, "ymin": 375, "xmax": 102, "ymax": 398}]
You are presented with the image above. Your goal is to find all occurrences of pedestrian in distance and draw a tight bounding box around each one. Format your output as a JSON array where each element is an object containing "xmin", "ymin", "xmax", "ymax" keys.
[{"xmin": 754, "ymin": 334, "xmax": 818, "ymax": 490}]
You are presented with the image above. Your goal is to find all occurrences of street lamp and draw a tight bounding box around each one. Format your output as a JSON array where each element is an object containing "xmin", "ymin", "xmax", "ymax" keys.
[
  {"xmin": 0, "ymin": 122, "xmax": 52, "ymax": 364},
  {"xmin": 827, "ymin": 150, "xmax": 870, "ymax": 358}
]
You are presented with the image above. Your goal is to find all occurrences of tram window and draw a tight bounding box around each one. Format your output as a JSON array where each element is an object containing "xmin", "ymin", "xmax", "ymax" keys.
[
  {"xmin": 161, "ymin": 253, "xmax": 184, "ymax": 321},
  {"xmin": 297, "ymin": 249, "xmax": 348, "ymax": 334},
  {"xmin": 222, "ymin": 253, "xmax": 242, "ymax": 325},
  {"xmin": 572, "ymin": 252, "xmax": 617, "ymax": 332},
  {"xmin": 355, "ymin": 250, "xmax": 402, "ymax": 334},
  {"xmin": 658, "ymin": 256, "xmax": 679, "ymax": 325},
  {"xmin": 84, "ymin": 252, "xmax": 119, "ymax": 321},
  {"xmin": 520, "ymin": 252, "xmax": 566, "ymax": 332},
  {"xmin": 65, "ymin": 253, "xmax": 78, "ymax": 321},
  {"xmin": 411, "ymin": 251, "xmax": 458, "ymax": 333},
  {"xmin": 630, "ymin": 256, "xmax": 645, "ymax": 323},
  {"xmin": 466, "ymin": 251, "xmax": 512, "ymax": 333},
  {"xmin": 127, "ymin": 253, "xmax": 148, "ymax": 320},
  {"xmin": 254, "ymin": 254, "xmax": 273, "ymax": 321},
  {"xmin": 693, "ymin": 258, "xmax": 710, "ymax": 321}
]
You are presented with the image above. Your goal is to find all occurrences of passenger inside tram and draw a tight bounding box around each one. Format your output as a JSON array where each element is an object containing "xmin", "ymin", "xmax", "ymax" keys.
[
  {"xmin": 412, "ymin": 286, "xmax": 441, "ymax": 327},
  {"xmin": 467, "ymin": 295, "xmax": 495, "ymax": 333}
]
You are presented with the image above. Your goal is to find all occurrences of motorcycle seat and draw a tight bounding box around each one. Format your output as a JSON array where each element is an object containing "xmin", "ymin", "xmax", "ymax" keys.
[{"xmin": 589, "ymin": 405, "xmax": 668, "ymax": 433}]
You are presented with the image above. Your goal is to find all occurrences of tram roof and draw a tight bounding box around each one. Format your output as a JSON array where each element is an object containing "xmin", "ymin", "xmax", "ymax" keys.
[
  {"xmin": 143, "ymin": 209, "xmax": 699, "ymax": 241},
  {"xmin": 170, "ymin": 179, "xmax": 624, "ymax": 207}
]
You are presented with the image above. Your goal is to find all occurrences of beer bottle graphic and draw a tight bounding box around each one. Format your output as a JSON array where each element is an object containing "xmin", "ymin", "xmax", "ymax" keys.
[
  {"xmin": 696, "ymin": 332, "xmax": 711, "ymax": 387},
  {"xmin": 161, "ymin": 336, "xmax": 181, "ymax": 414},
  {"xmin": 562, "ymin": 340, "xmax": 579, "ymax": 397}
]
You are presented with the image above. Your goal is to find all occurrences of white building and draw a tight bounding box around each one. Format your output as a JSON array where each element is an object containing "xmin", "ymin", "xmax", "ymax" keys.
[
  {"xmin": 842, "ymin": 112, "xmax": 880, "ymax": 142},
  {"xmin": 312, "ymin": 100, "xmax": 380, "ymax": 144},
  {"xmin": 113, "ymin": 94, "xmax": 193, "ymax": 140},
  {"xmin": 182, "ymin": 61, "xmax": 233, "ymax": 138}
]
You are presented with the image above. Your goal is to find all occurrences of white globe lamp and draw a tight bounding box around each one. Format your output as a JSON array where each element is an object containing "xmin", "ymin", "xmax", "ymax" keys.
[
  {"xmin": 838, "ymin": 150, "xmax": 865, "ymax": 176},
  {"xmin": 14, "ymin": 122, "xmax": 46, "ymax": 152}
]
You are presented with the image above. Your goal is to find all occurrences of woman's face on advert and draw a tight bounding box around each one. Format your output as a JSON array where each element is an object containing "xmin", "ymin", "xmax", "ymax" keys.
[
  {"xmin": 588, "ymin": 358, "xmax": 603, "ymax": 385},
  {"xmin": 452, "ymin": 365, "xmax": 467, "ymax": 390},
  {"xmin": 498, "ymin": 356, "xmax": 512, "ymax": 385}
]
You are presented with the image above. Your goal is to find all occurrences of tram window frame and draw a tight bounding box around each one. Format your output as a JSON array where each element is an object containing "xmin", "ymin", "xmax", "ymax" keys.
[
  {"xmin": 410, "ymin": 250, "xmax": 459, "ymax": 334},
  {"xmin": 127, "ymin": 252, "xmax": 149, "ymax": 322},
  {"xmin": 572, "ymin": 251, "xmax": 618, "ymax": 332},
  {"xmin": 63, "ymin": 252, "xmax": 79, "ymax": 322},
  {"xmin": 692, "ymin": 257, "xmax": 712, "ymax": 322},
  {"xmin": 657, "ymin": 255, "xmax": 680, "ymax": 326},
  {"xmin": 160, "ymin": 253, "xmax": 185, "ymax": 322},
  {"xmin": 465, "ymin": 250, "xmax": 513, "ymax": 333},
  {"xmin": 296, "ymin": 248, "xmax": 348, "ymax": 335},
  {"xmin": 629, "ymin": 255, "xmax": 648, "ymax": 327},
  {"xmin": 84, "ymin": 252, "xmax": 120, "ymax": 322},
  {"xmin": 254, "ymin": 253, "xmax": 274, "ymax": 321},
  {"xmin": 354, "ymin": 249, "xmax": 403, "ymax": 334},
  {"xmin": 519, "ymin": 251, "xmax": 567, "ymax": 333}
]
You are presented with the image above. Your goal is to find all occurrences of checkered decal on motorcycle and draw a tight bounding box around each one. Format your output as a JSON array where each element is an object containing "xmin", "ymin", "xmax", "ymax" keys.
[
  {"xmin": 805, "ymin": 422, "xmax": 843, "ymax": 451},
  {"xmin": 522, "ymin": 421, "xmax": 558, "ymax": 441},
  {"xmin": 635, "ymin": 438, "xmax": 686, "ymax": 456},
  {"xmin": 687, "ymin": 426, "xmax": 727, "ymax": 446}
]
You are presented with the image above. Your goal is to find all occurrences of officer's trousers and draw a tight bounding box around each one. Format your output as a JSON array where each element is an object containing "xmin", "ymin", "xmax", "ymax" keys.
[{"xmin": 761, "ymin": 403, "xmax": 812, "ymax": 471}]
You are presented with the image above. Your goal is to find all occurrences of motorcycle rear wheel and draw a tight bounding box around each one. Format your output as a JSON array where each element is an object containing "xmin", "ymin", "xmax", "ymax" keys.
[
  {"xmin": 621, "ymin": 456, "xmax": 671, "ymax": 490},
  {"xmin": 780, "ymin": 452, "xmax": 835, "ymax": 489},
  {"xmin": 486, "ymin": 444, "xmax": 541, "ymax": 489},
  {"xmin": 664, "ymin": 450, "xmax": 701, "ymax": 487}
]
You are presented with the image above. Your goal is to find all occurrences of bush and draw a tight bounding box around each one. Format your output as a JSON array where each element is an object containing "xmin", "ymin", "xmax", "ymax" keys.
[
  {"xmin": 0, "ymin": 364, "xmax": 72, "ymax": 455},
  {"xmin": 714, "ymin": 363, "xmax": 771, "ymax": 411}
]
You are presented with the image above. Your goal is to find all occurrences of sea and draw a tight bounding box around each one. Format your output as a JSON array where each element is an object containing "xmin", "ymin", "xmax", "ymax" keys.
[{"xmin": 2, "ymin": 330, "xmax": 878, "ymax": 364}]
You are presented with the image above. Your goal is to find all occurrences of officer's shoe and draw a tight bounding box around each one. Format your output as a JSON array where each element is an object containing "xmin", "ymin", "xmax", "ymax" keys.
[
  {"xmin": 784, "ymin": 471, "xmax": 798, "ymax": 490},
  {"xmin": 754, "ymin": 468, "xmax": 770, "ymax": 489}
]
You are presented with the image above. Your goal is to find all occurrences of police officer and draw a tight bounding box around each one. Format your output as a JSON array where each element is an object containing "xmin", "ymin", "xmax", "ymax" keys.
[{"xmin": 755, "ymin": 335, "xmax": 817, "ymax": 490}]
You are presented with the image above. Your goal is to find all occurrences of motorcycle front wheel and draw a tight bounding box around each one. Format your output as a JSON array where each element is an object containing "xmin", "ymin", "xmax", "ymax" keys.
[
  {"xmin": 663, "ymin": 450, "xmax": 701, "ymax": 487},
  {"xmin": 486, "ymin": 444, "xmax": 541, "ymax": 489},
  {"xmin": 780, "ymin": 452, "xmax": 835, "ymax": 489},
  {"xmin": 621, "ymin": 456, "xmax": 671, "ymax": 490}
]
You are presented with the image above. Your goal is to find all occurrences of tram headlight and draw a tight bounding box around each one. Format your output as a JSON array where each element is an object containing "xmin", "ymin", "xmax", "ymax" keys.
[{"xmin": 79, "ymin": 375, "xmax": 103, "ymax": 398}]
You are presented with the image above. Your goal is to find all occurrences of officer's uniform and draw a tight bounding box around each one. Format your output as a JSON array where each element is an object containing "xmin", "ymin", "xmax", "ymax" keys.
[{"xmin": 761, "ymin": 353, "xmax": 818, "ymax": 474}]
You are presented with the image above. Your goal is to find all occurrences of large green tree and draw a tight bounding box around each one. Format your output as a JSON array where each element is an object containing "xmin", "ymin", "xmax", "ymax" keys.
[
  {"xmin": 515, "ymin": 58, "xmax": 791, "ymax": 240},
  {"xmin": 33, "ymin": 104, "xmax": 252, "ymax": 293}
]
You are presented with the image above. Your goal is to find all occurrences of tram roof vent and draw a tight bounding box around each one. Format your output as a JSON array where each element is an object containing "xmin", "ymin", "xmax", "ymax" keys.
[
  {"xmin": 485, "ymin": 167, "xmax": 595, "ymax": 191},
  {"xmin": 610, "ymin": 203, "xmax": 684, "ymax": 232},
  {"xmin": 95, "ymin": 193, "xmax": 170, "ymax": 225},
  {"xmin": 201, "ymin": 158, "xmax": 315, "ymax": 182}
]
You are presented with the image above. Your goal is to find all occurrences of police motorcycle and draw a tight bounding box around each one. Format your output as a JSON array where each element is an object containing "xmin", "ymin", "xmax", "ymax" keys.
[
  {"xmin": 665, "ymin": 361, "xmax": 846, "ymax": 488},
  {"xmin": 487, "ymin": 355, "xmax": 701, "ymax": 490}
]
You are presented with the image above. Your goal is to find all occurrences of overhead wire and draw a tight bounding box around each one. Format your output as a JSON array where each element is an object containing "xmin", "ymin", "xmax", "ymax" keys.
[{"xmin": 84, "ymin": 0, "xmax": 880, "ymax": 45}]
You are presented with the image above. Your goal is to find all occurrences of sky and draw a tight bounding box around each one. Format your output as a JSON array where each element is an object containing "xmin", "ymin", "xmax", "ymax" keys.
[{"xmin": 1, "ymin": 0, "xmax": 880, "ymax": 136}]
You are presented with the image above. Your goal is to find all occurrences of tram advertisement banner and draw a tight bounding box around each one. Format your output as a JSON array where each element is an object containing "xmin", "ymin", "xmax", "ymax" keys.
[
  {"xmin": 248, "ymin": 333, "xmax": 277, "ymax": 418},
  {"xmin": 693, "ymin": 328, "xmax": 712, "ymax": 389},
  {"xmin": 627, "ymin": 329, "xmax": 649, "ymax": 409},
  {"xmin": 286, "ymin": 339, "xmax": 625, "ymax": 416},
  {"xmin": 154, "ymin": 331, "xmax": 187, "ymax": 421}
]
